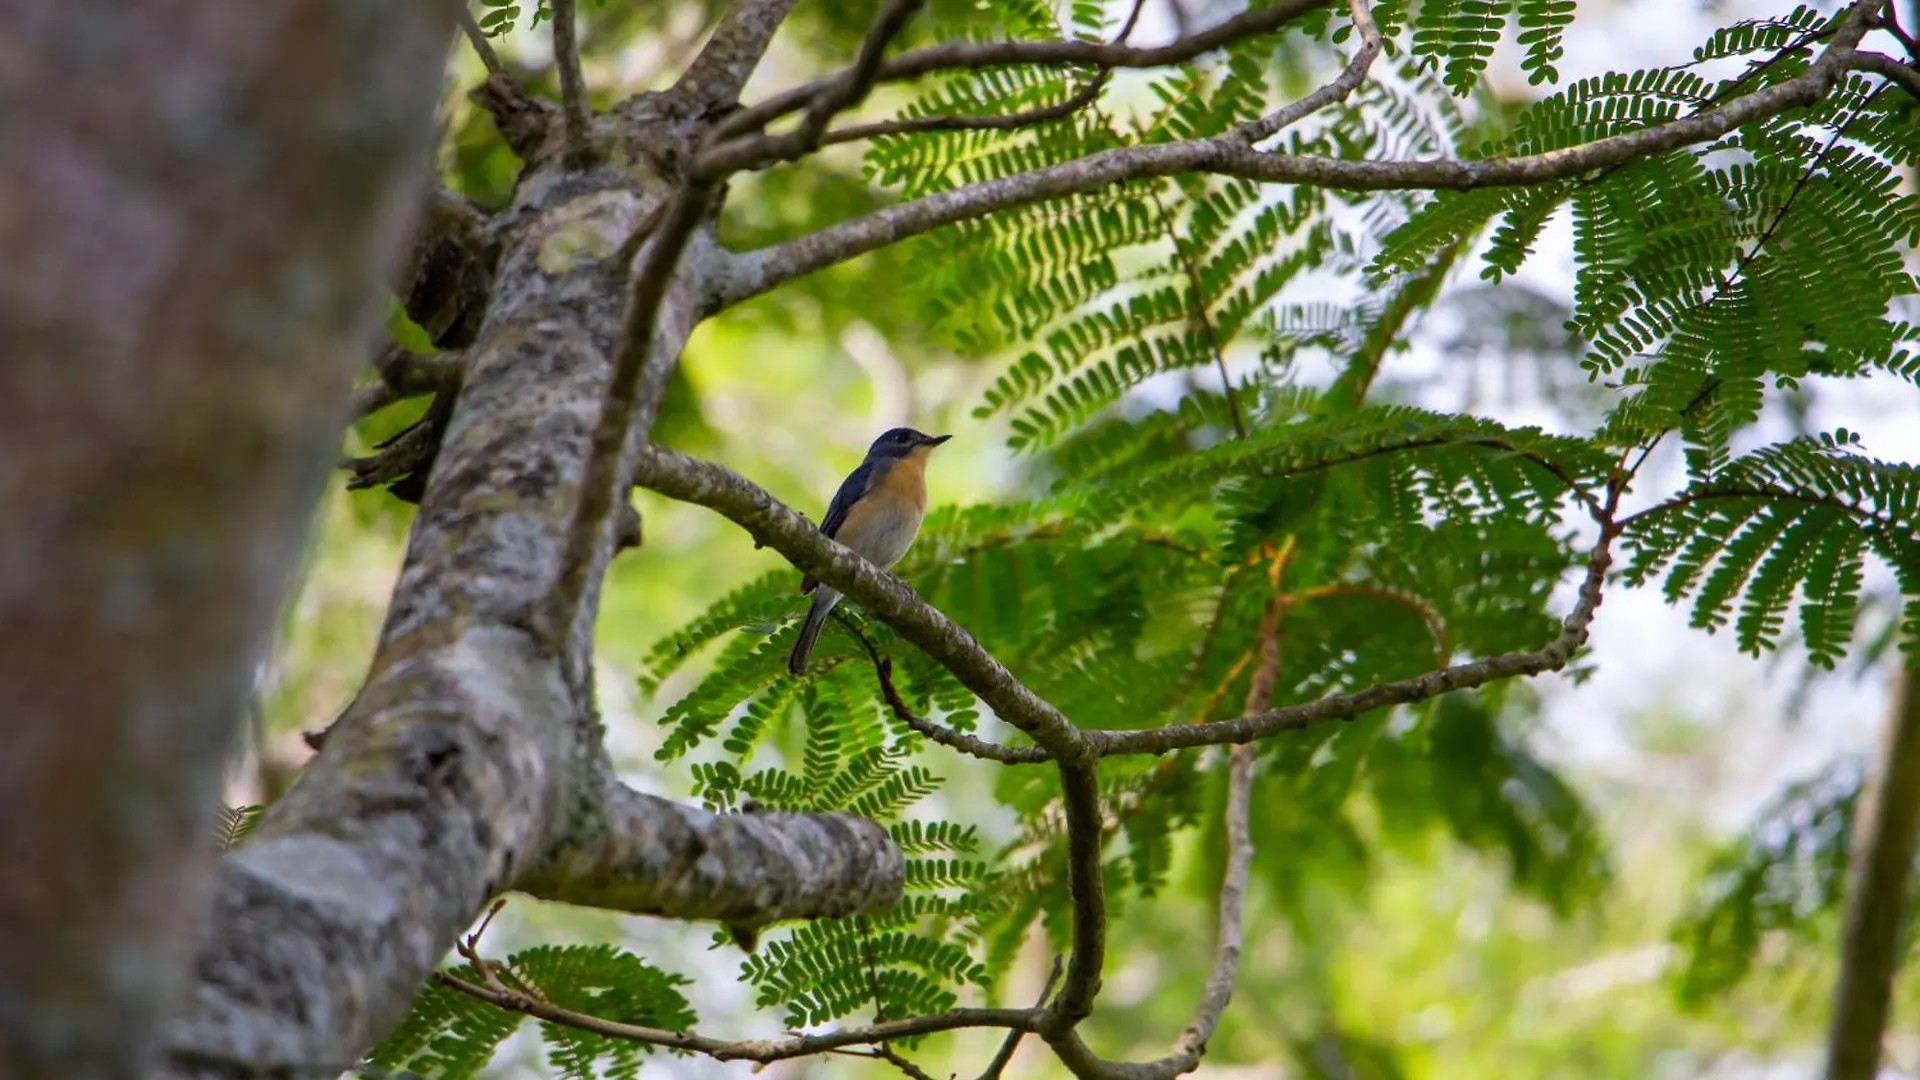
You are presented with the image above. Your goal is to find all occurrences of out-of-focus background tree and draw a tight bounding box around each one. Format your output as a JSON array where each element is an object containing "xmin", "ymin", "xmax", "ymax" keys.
[{"xmin": 223, "ymin": 0, "xmax": 1919, "ymax": 1076}]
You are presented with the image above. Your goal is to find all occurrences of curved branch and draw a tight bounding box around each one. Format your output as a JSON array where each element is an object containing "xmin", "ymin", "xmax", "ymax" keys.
[
  {"xmin": 696, "ymin": 0, "xmax": 927, "ymax": 178},
  {"xmin": 1235, "ymin": 0, "xmax": 1382, "ymax": 144},
  {"xmin": 1850, "ymin": 50, "xmax": 1920, "ymax": 99},
  {"xmin": 1092, "ymin": 523, "xmax": 1619, "ymax": 757},
  {"xmin": 708, "ymin": 0, "xmax": 1877, "ymax": 310},
  {"xmin": 436, "ymin": 970, "xmax": 1036, "ymax": 1062},
  {"xmin": 632, "ymin": 445, "xmax": 1089, "ymax": 759}
]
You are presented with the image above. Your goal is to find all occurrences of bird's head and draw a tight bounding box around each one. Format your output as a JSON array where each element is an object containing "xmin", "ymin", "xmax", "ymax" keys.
[{"xmin": 865, "ymin": 427, "xmax": 951, "ymax": 462}]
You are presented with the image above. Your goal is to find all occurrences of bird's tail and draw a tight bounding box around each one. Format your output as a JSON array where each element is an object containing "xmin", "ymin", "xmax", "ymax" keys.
[{"xmin": 787, "ymin": 589, "xmax": 840, "ymax": 676}]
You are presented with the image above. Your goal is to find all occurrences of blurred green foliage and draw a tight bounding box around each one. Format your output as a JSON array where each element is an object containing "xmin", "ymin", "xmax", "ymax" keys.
[{"xmin": 241, "ymin": 0, "xmax": 1920, "ymax": 1076}]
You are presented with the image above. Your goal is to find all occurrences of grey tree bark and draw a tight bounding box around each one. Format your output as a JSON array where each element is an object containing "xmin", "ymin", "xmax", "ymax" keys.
[{"xmin": 0, "ymin": 3, "xmax": 456, "ymax": 1077}]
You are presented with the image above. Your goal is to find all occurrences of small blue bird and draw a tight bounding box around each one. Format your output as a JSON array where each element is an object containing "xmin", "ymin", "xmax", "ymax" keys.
[{"xmin": 788, "ymin": 426, "xmax": 951, "ymax": 676}]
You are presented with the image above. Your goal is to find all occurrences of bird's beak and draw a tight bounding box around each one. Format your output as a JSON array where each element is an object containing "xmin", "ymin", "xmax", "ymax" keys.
[{"xmin": 922, "ymin": 434, "xmax": 952, "ymax": 448}]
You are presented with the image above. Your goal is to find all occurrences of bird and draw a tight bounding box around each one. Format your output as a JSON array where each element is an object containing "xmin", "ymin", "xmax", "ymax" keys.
[{"xmin": 787, "ymin": 426, "xmax": 951, "ymax": 676}]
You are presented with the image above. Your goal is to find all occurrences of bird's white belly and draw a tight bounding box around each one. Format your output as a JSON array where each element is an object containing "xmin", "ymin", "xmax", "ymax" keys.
[{"xmin": 847, "ymin": 501, "xmax": 922, "ymax": 570}]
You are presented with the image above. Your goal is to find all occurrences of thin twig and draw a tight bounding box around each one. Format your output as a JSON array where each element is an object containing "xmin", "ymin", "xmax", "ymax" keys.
[
  {"xmin": 1824, "ymin": 663, "xmax": 1920, "ymax": 1080},
  {"xmin": 974, "ymin": 957, "xmax": 1065, "ymax": 1080},
  {"xmin": 435, "ymin": 968, "xmax": 1038, "ymax": 1062},
  {"xmin": 697, "ymin": 0, "xmax": 926, "ymax": 178},
  {"xmin": 841, "ymin": 616, "xmax": 1052, "ymax": 764},
  {"xmin": 804, "ymin": 0, "xmax": 1150, "ymax": 158},
  {"xmin": 1236, "ymin": 0, "xmax": 1382, "ymax": 144},
  {"xmin": 456, "ymin": 5, "xmax": 506, "ymax": 76},
  {"xmin": 551, "ymin": 0, "xmax": 593, "ymax": 165},
  {"xmin": 1147, "ymin": 187, "xmax": 1246, "ymax": 439},
  {"xmin": 813, "ymin": 71, "xmax": 1111, "ymax": 153},
  {"xmin": 710, "ymin": 0, "xmax": 1332, "ymax": 143}
]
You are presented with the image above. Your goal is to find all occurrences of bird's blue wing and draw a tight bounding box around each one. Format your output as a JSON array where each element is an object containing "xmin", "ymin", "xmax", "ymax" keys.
[
  {"xmin": 801, "ymin": 460, "xmax": 875, "ymax": 594},
  {"xmin": 818, "ymin": 460, "xmax": 875, "ymax": 540}
]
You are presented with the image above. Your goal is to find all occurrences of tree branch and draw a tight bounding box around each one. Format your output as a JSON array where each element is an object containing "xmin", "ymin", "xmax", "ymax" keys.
[
  {"xmin": 549, "ymin": 188, "xmax": 710, "ymax": 658},
  {"xmin": 763, "ymin": 0, "xmax": 1149, "ymax": 163},
  {"xmin": 711, "ymin": 0, "xmax": 1333, "ymax": 142},
  {"xmin": 551, "ymin": 0, "xmax": 593, "ymax": 165},
  {"xmin": 1850, "ymin": 49, "xmax": 1920, "ymax": 99},
  {"xmin": 1042, "ymin": 763, "xmax": 1110, "ymax": 1030},
  {"xmin": 457, "ymin": 4, "xmax": 506, "ymax": 76},
  {"xmin": 517, "ymin": 770, "xmax": 902, "ymax": 924},
  {"xmin": 975, "ymin": 957, "xmax": 1065, "ymax": 1080},
  {"xmin": 1235, "ymin": 0, "xmax": 1381, "ymax": 144},
  {"xmin": 674, "ymin": 0, "xmax": 806, "ymax": 108},
  {"xmin": 1823, "ymin": 663, "xmax": 1920, "ymax": 1080},
  {"xmin": 843, "ymin": 621, "xmax": 1052, "ymax": 764},
  {"xmin": 1090, "ymin": 521, "xmax": 1618, "ymax": 757},
  {"xmin": 708, "ymin": 0, "xmax": 1877, "ymax": 310},
  {"xmin": 696, "ymin": 0, "xmax": 927, "ymax": 178},
  {"xmin": 1051, "ymin": 603, "xmax": 1272, "ymax": 1080},
  {"xmin": 632, "ymin": 445, "xmax": 1090, "ymax": 759},
  {"xmin": 435, "ymin": 969, "xmax": 1036, "ymax": 1062}
]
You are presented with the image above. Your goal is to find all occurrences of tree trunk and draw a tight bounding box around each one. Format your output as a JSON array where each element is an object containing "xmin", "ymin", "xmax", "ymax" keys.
[{"xmin": 0, "ymin": 3, "xmax": 456, "ymax": 1078}]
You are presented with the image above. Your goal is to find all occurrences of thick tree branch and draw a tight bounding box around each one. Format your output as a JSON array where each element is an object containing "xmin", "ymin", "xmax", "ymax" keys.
[
  {"xmin": 517, "ymin": 773, "xmax": 903, "ymax": 924},
  {"xmin": 709, "ymin": 0, "xmax": 1877, "ymax": 310},
  {"xmin": 674, "ymin": 0, "xmax": 805, "ymax": 108},
  {"xmin": 552, "ymin": 0, "xmax": 593, "ymax": 165},
  {"xmin": 550, "ymin": 188, "xmax": 710, "ymax": 657},
  {"xmin": 632, "ymin": 445, "xmax": 1089, "ymax": 759},
  {"xmin": 712, "ymin": 0, "xmax": 1333, "ymax": 142},
  {"xmin": 172, "ymin": 101, "xmax": 885, "ymax": 1073},
  {"xmin": 1822, "ymin": 664, "xmax": 1920, "ymax": 1080}
]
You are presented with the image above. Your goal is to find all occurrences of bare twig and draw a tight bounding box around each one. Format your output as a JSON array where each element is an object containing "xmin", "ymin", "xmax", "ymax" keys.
[
  {"xmin": 674, "ymin": 0, "xmax": 805, "ymax": 107},
  {"xmin": 551, "ymin": 0, "xmax": 592, "ymax": 165},
  {"xmin": 1236, "ymin": 0, "xmax": 1382, "ymax": 144},
  {"xmin": 436, "ymin": 968, "xmax": 1038, "ymax": 1063},
  {"xmin": 841, "ymin": 618, "xmax": 1052, "ymax": 764},
  {"xmin": 813, "ymin": 71, "xmax": 1110, "ymax": 153},
  {"xmin": 803, "ymin": 0, "xmax": 1150, "ymax": 159},
  {"xmin": 712, "ymin": 0, "xmax": 1332, "ymax": 142},
  {"xmin": 975, "ymin": 957, "xmax": 1065, "ymax": 1080},
  {"xmin": 696, "ymin": 0, "xmax": 926, "ymax": 178},
  {"xmin": 457, "ymin": 5, "xmax": 506, "ymax": 76},
  {"xmin": 548, "ymin": 189, "xmax": 711, "ymax": 652},
  {"xmin": 1823, "ymin": 664, "xmax": 1920, "ymax": 1080},
  {"xmin": 709, "ymin": 0, "xmax": 1879, "ymax": 311}
]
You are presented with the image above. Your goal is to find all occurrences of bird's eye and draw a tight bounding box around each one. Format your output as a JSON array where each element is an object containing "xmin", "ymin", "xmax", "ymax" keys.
[{"xmin": 895, "ymin": 432, "xmax": 911, "ymax": 443}]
